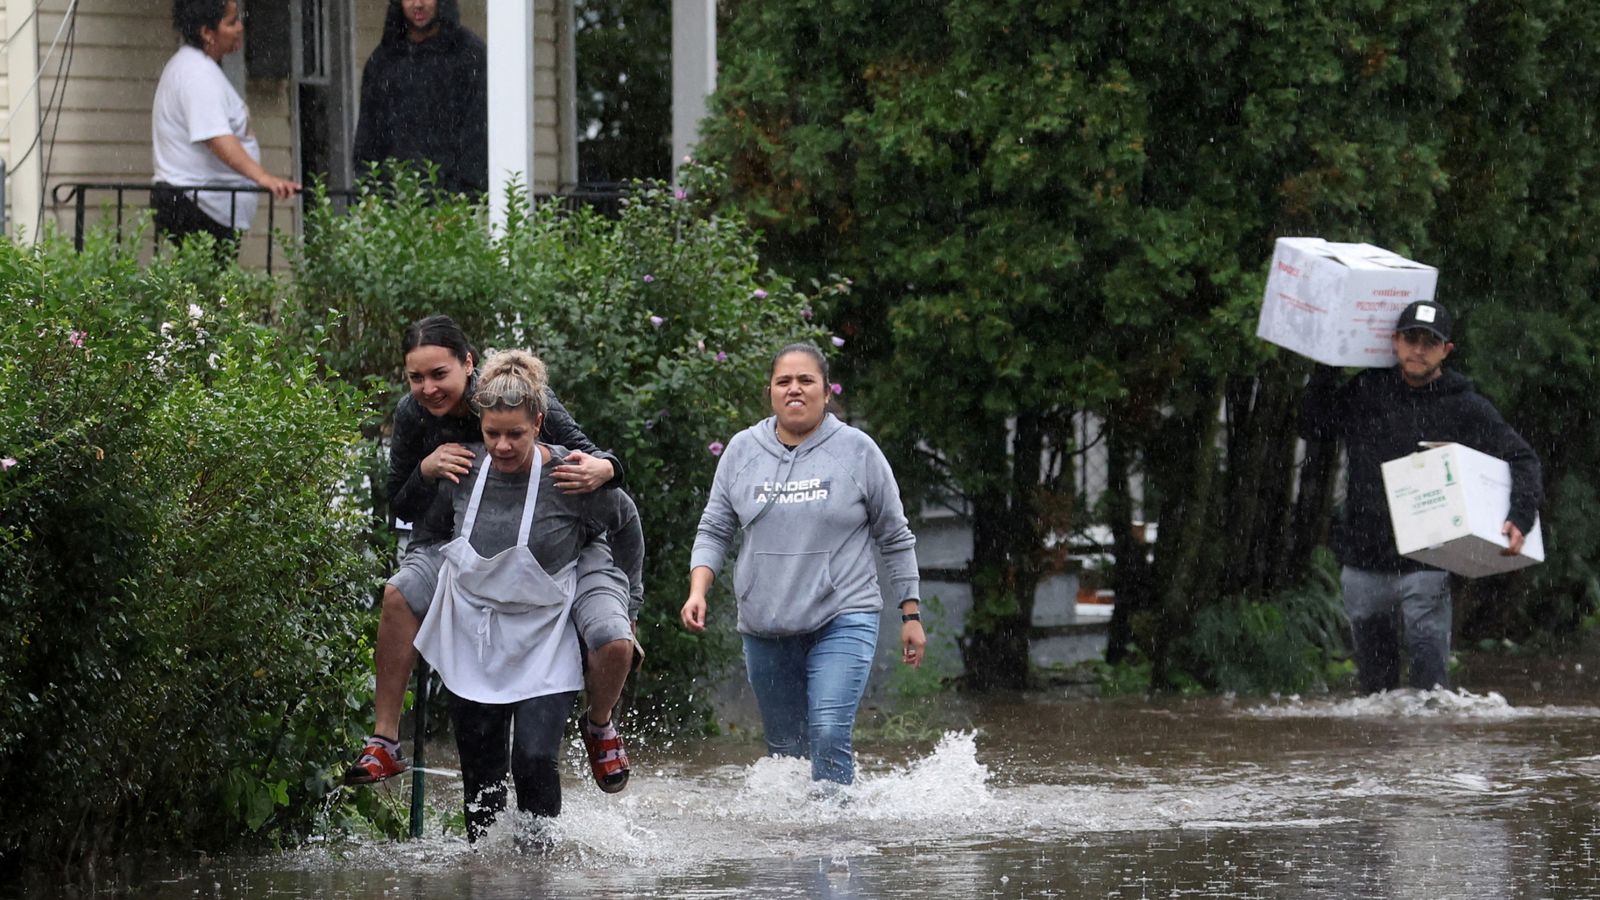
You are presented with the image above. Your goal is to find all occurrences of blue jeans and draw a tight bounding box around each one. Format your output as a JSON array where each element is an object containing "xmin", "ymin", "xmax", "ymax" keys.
[
  {"xmin": 1341, "ymin": 566, "xmax": 1452, "ymax": 694},
  {"xmin": 742, "ymin": 611, "xmax": 880, "ymax": 785}
]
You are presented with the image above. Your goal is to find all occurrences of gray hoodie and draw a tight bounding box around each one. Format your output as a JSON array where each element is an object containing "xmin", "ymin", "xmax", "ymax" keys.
[{"xmin": 691, "ymin": 413, "xmax": 919, "ymax": 636}]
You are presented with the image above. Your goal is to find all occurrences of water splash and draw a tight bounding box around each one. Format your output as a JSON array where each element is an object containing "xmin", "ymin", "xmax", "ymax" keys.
[
  {"xmin": 544, "ymin": 730, "xmax": 993, "ymax": 867},
  {"xmin": 1245, "ymin": 687, "xmax": 1600, "ymax": 720}
]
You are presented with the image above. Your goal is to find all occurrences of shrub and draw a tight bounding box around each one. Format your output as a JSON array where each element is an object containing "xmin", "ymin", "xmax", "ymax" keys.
[
  {"xmin": 0, "ymin": 231, "xmax": 377, "ymax": 874},
  {"xmin": 1177, "ymin": 549, "xmax": 1350, "ymax": 695}
]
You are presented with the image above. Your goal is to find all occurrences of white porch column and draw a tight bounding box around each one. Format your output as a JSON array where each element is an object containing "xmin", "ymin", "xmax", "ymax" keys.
[
  {"xmin": 5, "ymin": 7, "xmax": 41, "ymax": 241},
  {"xmin": 487, "ymin": 0, "xmax": 537, "ymax": 227},
  {"xmin": 671, "ymin": 0, "xmax": 717, "ymax": 182}
]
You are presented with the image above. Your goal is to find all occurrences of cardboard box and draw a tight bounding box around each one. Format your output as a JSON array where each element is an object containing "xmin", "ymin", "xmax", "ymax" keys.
[
  {"xmin": 1258, "ymin": 237, "xmax": 1439, "ymax": 367},
  {"xmin": 1381, "ymin": 443, "xmax": 1544, "ymax": 578}
]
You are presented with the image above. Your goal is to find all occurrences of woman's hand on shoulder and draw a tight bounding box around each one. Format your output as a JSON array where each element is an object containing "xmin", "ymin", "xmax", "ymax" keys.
[
  {"xmin": 552, "ymin": 450, "xmax": 615, "ymax": 494},
  {"xmin": 422, "ymin": 442, "xmax": 474, "ymax": 484}
]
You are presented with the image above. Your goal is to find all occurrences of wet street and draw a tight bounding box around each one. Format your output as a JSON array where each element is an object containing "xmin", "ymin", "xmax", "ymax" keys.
[{"xmin": 105, "ymin": 653, "xmax": 1600, "ymax": 898}]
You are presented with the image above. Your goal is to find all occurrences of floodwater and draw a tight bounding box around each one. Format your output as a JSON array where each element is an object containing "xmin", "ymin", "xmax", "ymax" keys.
[{"xmin": 112, "ymin": 654, "xmax": 1600, "ymax": 898}]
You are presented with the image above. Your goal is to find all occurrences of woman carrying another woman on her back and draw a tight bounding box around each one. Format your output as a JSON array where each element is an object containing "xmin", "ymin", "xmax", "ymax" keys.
[
  {"xmin": 347, "ymin": 315, "xmax": 636, "ymax": 794},
  {"xmin": 411, "ymin": 349, "xmax": 642, "ymax": 841},
  {"xmin": 680, "ymin": 342, "xmax": 925, "ymax": 789}
]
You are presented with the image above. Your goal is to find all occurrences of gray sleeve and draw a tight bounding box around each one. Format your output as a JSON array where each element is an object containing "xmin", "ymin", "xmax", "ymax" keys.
[
  {"xmin": 410, "ymin": 476, "xmax": 459, "ymax": 544},
  {"xmin": 586, "ymin": 489, "xmax": 646, "ymax": 619},
  {"xmin": 860, "ymin": 437, "xmax": 920, "ymax": 605},
  {"xmin": 574, "ymin": 538, "xmax": 631, "ymax": 620},
  {"xmin": 613, "ymin": 492, "xmax": 646, "ymax": 618},
  {"xmin": 689, "ymin": 442, "xmax": 741, "ymax": 577}
]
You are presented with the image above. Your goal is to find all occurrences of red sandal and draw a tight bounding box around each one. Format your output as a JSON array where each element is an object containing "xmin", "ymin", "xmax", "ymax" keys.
[
  {"xmin": 581, "ymin": 717, "xmax": 630, "ymax": 793},
  {"xmin": 344, "ymin": 735, "xmax": 409, "ymax": 785}
]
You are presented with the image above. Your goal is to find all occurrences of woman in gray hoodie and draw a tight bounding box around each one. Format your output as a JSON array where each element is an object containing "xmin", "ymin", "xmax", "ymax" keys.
[{"xmin": 681, "ymin": 343, "xmax": 925, "ymax": 786}]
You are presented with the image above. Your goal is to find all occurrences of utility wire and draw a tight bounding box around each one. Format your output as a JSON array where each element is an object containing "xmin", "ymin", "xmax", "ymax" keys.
[
  {"xmin": 0, "ymin": 0, "xmax": 40, "ymax": 57},
  {"xmin": 0, "ymin": 0, "xmax": 80, "ymax": 142}
]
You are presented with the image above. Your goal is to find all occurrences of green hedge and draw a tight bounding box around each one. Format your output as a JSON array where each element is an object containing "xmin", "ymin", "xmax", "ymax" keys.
[{"xmin": 0, "ymin": 235, "xmax": 377, "ymax": 872}]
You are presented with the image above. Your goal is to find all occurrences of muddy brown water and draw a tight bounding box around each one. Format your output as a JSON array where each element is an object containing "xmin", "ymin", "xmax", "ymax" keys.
[{"xmin": 60, "ymin": 653, "xmax": 1600, "ymax": 898}]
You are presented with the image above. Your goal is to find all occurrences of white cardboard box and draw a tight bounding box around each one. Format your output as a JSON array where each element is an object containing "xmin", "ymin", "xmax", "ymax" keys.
[
  {"xmin": 1381, "ymin": 442, "xmax": 1544, "ymax": 578},
  {"xmin": 1258, "ymin": 237, "xmax": 1439, "ymax": 367}
]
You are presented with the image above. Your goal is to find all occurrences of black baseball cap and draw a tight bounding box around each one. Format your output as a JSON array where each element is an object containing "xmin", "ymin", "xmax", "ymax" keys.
[{"xmin": 1394, "ymin": 300, "xmax": 1452, "ymax": 342}]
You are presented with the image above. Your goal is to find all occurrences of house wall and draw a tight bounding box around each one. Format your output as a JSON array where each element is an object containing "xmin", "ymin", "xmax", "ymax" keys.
[{"xmin": 353, "ymin": 0, "xmax": 564, "ymax": 192}]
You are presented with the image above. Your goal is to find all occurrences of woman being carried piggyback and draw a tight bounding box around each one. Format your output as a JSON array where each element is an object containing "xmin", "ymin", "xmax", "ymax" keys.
[
  {"xmin": 348, "ymin": 315, "xmax": 635, "ymax": 796},
  {"xmin": 412, "ymin": 349, "xmax": 642, "ymax": 842},
  {"xmin": 681, "ymin": 342, "xmax": 925, "ymax": 790}
]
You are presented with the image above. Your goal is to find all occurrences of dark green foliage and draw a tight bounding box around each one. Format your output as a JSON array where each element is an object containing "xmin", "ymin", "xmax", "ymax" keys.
[
  {"xmin": 0, "ymin": 231, "xmax": 376, "ymax": 874},
  {"xmin": 1180, "ymin": 550, "xmax": 1351, "ymax": 695},
  {"xmin": 289, "ymin": 168, "xmax": 510, "ymax": 399},
  {"xmin": 575, "ymin": 0, "xmax": 673, "ymax": 182},
  {"xmin": 700, "ymin": 0, "xmax": 1600, "ymax": 689}
]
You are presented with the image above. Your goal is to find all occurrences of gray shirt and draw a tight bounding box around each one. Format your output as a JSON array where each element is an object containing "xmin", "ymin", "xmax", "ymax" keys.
[{"xmin": 418, "ymin": 444, "xmax": 645, "ymax": 616}]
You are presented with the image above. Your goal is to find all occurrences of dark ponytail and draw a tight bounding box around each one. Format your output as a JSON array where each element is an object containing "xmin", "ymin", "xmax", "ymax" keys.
[{"xmin": 402, "ymin": 314, "xmax": 476, "ymax": 367}]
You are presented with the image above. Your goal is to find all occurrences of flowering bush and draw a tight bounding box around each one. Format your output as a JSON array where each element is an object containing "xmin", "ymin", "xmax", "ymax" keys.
[{"xmin": 0, "ymin": 234, "xmax": 376, "ymax": 873}]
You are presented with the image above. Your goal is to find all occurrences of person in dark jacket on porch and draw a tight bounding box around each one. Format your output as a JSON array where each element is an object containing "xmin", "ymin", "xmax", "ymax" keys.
[
  {"xmin": 353, "ymin": 0, "xmax": 487, "ymax": 196},
  {"xmin": 1300, "ymin": 299, "xmax": 1542, "ymax": 694}
]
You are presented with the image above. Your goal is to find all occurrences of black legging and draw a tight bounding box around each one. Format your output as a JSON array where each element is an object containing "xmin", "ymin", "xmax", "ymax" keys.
[{"xmin": 448, "ymin": 689, "xmax": 577, "ymax": 842}]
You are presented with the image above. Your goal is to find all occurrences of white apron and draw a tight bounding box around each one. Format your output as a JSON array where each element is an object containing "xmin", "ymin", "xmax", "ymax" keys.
[{"xmin": 413, "ymin": 451, "xmax": 582, "ymax": 704}]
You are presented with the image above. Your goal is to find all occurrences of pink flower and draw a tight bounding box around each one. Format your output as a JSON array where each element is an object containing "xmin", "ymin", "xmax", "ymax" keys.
[
  {"xmin": 830, "ymin": 382, "xmax": 843, "ymax": 395},
  {"xmin": 831, "ymin": 335, "xmax": 846, "ymax": 348},
  {"xmin": 643, "ymin": 274, "xmax": 655, "ymax": 283},
  {"xmin": 715, "ymin": 351, "xmax": 729, "ymax": 363},
  {"xmin": 673, "ymin": 189, "xmax": 687, "ymax": 200},
  {"xmin": 708, "ymin": 441, "xmax": 725, "ymax": 457},
  {"xmin": 68, "ymin": 330, "xmax": 85, "ymax": 348},
  {"xmin": 649, "ymin": 315, "xmax": 664, "ymax": 328},
  {"xmin": 800, "ymin": 307, "xmax": 814, "ymax": 320},
  {"xmin": 752, "ymin": 289, "xmax": 768, "ymax": 300},
  {"xmin": 0, "ymin": 457, "xmax": 15, "ymax": 471}
]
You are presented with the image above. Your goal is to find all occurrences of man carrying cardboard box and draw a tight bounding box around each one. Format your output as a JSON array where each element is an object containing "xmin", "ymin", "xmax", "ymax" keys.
[{"xmin": 1300, "ymin": 300, "xmax": 1542, "ymax": 694}]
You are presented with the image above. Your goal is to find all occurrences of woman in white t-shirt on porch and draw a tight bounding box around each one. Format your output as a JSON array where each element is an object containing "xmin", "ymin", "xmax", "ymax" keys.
[{"xmin": 152, "ymin": 0, "xmax": 300, "ymax": 252}]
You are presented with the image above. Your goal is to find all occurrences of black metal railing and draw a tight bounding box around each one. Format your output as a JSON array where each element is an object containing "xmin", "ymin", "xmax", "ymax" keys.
[{"xmin": 49, "ymin": 182, "xmax": 626, "ymax": 275}]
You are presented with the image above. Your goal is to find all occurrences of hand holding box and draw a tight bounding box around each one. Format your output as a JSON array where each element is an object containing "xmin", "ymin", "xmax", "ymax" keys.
[{"xmin": 1381, "ymin": 442, "xmax": 1544, "ymax": 578}]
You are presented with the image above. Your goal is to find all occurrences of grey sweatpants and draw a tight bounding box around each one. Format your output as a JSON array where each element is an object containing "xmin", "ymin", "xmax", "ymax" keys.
[{"xmin": 1340, "ymin": 566, "xmax": 1452, "ymax": 694}]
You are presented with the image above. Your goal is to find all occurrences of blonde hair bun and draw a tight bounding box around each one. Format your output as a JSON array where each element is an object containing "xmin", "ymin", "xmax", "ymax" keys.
[{"xmin": 471, "ymin": 349, "xmax": 549, "ymax": 417}]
